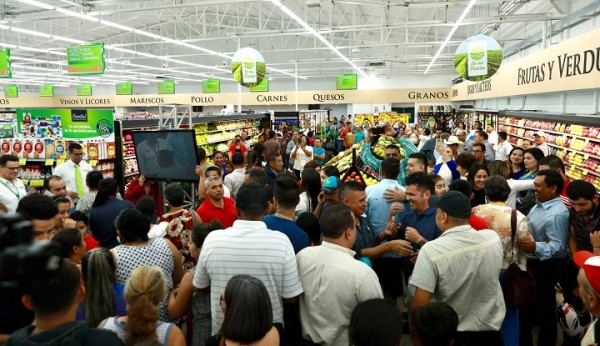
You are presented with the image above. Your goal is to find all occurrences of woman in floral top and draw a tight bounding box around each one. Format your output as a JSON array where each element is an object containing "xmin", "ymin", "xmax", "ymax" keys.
[
  {"xmin": 159, "ymin": 184, "xmax": 201, "ymax": 271},
  {"xmin": 471, "ymin": 175, "xmax": 533, "ymax": 346}
]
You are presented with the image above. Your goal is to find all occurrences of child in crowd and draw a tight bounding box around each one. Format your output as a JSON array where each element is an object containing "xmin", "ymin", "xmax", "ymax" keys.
[
  {"xmin": 429, "ymin": 174, "xmax": 448, "ymax": 196},
  {"xmin": 70, "ymin": 211, "xmax": 99, "ymax": 251}
]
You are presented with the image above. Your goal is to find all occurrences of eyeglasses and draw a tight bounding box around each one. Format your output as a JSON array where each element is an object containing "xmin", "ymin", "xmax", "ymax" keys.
[
  {"xmin": 3, "ymin": 166, "xmax": 20, "ymax": 171},
  {"xmin": 471, "ymin": 150, "xmax": 483, "ymax": 154},
  {"xmin": 71, "ymin": 153, "xmax": 83, "ymax": 156}
]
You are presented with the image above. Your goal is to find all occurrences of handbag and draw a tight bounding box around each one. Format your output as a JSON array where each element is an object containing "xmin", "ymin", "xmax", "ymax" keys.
[{"xmin": 503, "ymin": 209, "xmax": 536, "ymax": 307}]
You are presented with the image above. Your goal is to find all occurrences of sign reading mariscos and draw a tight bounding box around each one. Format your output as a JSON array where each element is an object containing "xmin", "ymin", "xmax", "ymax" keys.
[
  {"xmin": 454, "ymin": 35, "xmax": 503, "ymax": 82},
  {"xmin": 232, "ymin": 47, "xmax": 266, "ymax": 87},
  {"xmin": 66, "ymin": 43, "xmax": 105, "ymax": 75}
]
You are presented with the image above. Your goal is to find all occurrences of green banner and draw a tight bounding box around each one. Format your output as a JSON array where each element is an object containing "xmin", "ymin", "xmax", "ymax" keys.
[
  {"xmin": 116, "ymin": 82, "xmax": 133, "ymax": 95},
  {"xmin": 16, "ymin": 109, "xmax": 114, "ymax": 141},
  {"xmin": 77, "ymin": 83, "xmax": 93, "ymax": 96},
  {"xmin": 39, "ymin": 84, "xmax": 54, "ymax": 97},
  {"xmin": 202, "ymin": 79, "xmax": 220, "ymax": 93},
  {"xmin": 66, "ymin": 43, "xmax": 105, "ymax": 75},
  {"xmin": 249, "ymin": 77, "xmax": 269, "ymax": 92},
  {"xmin": 336, "ymin": 74, "xmax": 357, "ymax": 90},
  {"xmin": 158, "ymin": 80, "xmax": 175, "ymax": 94},
  {"xmin": 4, "ymin": 85, "xmax": 18, "ymax": 98},
  {"xmin": 0, "ymin": 49, "xmax": 11, "ymax": 78}
]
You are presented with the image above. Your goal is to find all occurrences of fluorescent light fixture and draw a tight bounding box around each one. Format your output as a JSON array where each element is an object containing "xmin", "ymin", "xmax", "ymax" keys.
[
  {"xmin": 267, "ymin": 0, "xmax": 367, "ymax": 77},
  {"xmin": 55, "ymin": 7, "xmax": 99, "ymax": 22},
  {"xmin": 98, "ymin": 20, "xmax": 135, "ymax": 32},
  {"xmin": 424, "ymin": 0, "xmax": 477, "ymax": 74},
  {"xmin": 17, "ymin": 0, "xmax": 54, "ymax": 10}
]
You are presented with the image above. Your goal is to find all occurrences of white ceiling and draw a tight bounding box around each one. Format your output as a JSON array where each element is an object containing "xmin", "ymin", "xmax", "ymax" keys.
[{"xmin": 0, "ymin": 0, "xmax": 597, "ymax": 88}]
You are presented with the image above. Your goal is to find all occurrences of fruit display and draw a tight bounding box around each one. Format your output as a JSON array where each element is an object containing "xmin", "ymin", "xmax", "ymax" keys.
[{"xmin": 371, "ymin": 135, "xmax": 406, "ymax": 160}]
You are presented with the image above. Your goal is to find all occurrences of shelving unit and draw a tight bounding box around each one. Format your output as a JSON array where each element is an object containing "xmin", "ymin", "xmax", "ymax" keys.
[{"xmin": 498, "ymin": 110, "xmax": 600, "ymax": 191}]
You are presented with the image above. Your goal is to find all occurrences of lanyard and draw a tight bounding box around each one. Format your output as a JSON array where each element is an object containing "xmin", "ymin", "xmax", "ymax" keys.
[{"xmin": 0, "ymin": 179, "xmax": 20, "ymax": 199}]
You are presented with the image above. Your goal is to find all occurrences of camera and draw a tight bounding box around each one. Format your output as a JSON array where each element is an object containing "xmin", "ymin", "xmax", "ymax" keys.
[
  {"xmin": 0, "ymin": 213, "xmax": 62, "ymax": 296},
  {"xmin": 371, "ymin": 126, "xmax": 385, "ymax": 135}
]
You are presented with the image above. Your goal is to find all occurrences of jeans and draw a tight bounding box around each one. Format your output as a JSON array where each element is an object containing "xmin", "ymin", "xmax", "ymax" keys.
[{"xmin": 499, "ymin": 272, "xmax": 519, "ymax": 346}]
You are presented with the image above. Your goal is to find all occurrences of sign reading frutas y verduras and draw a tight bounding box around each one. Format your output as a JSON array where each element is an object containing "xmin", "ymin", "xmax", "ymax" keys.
[
  {"xmin": 116, "ymin": 82, "xmax": 133, "ymax": 95},
  {"xmin": 231, "ymin": 47, "xmax": 266, "ymax": 88},
  {"xmin": 77, "ymin": 83, "xmax": 93, "ymax": 96},
  {"xmin": 454, "ymin": 35, "xmax": 503, "ymax": 82},
  {"xmin": 16, "ymin": 109, "xmax": 114, "ymax": 141},
  {"xmin": 202, "ymin": 79, "xmax": 220, "ymax": 93},
  {"xmin": 4, "ymin": 85, "xmax": 18, "ymax": 98},
  {"xmin": 39, "ymin": 84, "xmax": 54, "ymax": 97},
  {"xmin": 158, "ymin": 80, "xmax": 175, "ymax": 94},
  {"xmin": 249, "ymin": 78, "xmax": 269, "ymax": 92},
  {"xmin": 0, "ymin": 49, "xmax": 11, "ymax": 78},
  {"xmin": 66, "ymin": 43, "xmax": 105, "ymax": 75},
  {"xmin": 335, "ymin": 74, "xmax": 358, "ymax": 90}
]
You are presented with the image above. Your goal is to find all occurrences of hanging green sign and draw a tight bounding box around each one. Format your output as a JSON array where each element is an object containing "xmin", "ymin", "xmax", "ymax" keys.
[
  {"xmin": 335, "ymin": 74, "xmax": 357, "ymax": 90},
  {"xmin": 116, "ymin": 82, "xmax": 133, "ymax": 95},
  {"xmin": 0, "ymin": 49, "xmax": 11, "ymax": 78},
  {"xmin": 454, "ymin": 34, "xmax": 503, "ymax": 82},
  {"xmin": 158, "ymin": 80, "xmax": 175, "ymax": 94},
  {"xmin": 202, "ymin": 79, "xmax": 220, "ymax": 93},
  {"xmin": 231, "ymin": 47, "xmax": 266, "ymax": 88},
  {"xmin": 16, "ymin": 109, "xmax": 115, "ymax": 141},
  {"xmin": 77, "ymin": 83, "xmax": 93, "ymax": 96},
  {"xmin": 66, "ymin": 42, "xmax": 105, "ymax": 75},
  {"xmin": 249, "ymin": 77, "xmax": 269, "ymax": 92},
  {"xmin": 39, "ymin": 84, "xmax": 54, "ymax": 97},
  {"xmin": 4, "ymin": 85, "xmax": 18, "ymax": 98}
]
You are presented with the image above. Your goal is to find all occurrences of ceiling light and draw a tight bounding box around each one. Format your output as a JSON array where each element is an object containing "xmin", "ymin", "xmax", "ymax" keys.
[{"xmin": 424, "ymin": 0, "xmax": 477, "ymax": 75}]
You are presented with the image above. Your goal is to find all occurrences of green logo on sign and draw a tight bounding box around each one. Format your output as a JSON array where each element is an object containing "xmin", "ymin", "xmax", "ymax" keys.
[
  {"xmin": 469, "ymin": 46, "xmax": 485, "ymax": 61},
  {"xmin": 96, "ymin": 119, "xmax": 114, "ymax": 138}
]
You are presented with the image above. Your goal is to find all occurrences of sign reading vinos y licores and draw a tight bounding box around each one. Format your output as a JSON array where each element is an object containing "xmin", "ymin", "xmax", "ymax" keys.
[
  {"xmin": 116, "ymin": 82, "xmax": 133, "ymax": 95},
  {"xmin": 158, "ymin": 80, "xmax": 175, "ymax": 94},
  {"xmin": 231, "ymin": 47, "xmax": 266, "ymax": 87},
  {"xmin": 66, "ymin": 43, "xmax": 105, "ymax": 75},
  {"xmin": 335, "ymin": 74, "xmax": 357, "ymax": 90},
  {"xmin": 76, "ymin": 83, "xmax": 93, "ymax": 96},
  {"xmin": 454, "ymin": 35, "xmax": 503, "ymax": 82},
  {"xmin": 39, "ymin": 84, "xmax": 54, "ymax": 97},
  {"xmin": 4, "ymin": 85, "xmax": 18, "ymax": 98},
  {"xmin": 202, "ymin": 79, "xmax": 220, "ymax": 93},
  {"xmin": 0, "ymin": 49, "xmax": 11, "ymax": 78}
]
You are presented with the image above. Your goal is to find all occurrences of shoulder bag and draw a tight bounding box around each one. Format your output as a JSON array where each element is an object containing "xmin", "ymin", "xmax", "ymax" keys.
[{"xmin": 503, "ymin": 209, "xmax": 536, "ymax": 307}]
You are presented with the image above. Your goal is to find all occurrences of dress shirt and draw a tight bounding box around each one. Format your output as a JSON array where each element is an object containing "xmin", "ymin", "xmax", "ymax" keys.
[
  {"xmin": 527, "ymin": 196, "xmax": 570, "ymax": 261},
  {"xmin": 496, "ymin": 140, "xmax": 513, "ymax": 161},
  {"xmin": 53, "ymin": 159, "xmax": 93, "ymax": 197},
  {"xmin": 223, "ymin": 167, "xmax": 246, "ymax": 198},
  {"xmin": 365, "ymin": 179, "xmax": 404, "ymax": 234},
  {"xmin": 0, "ymin": 177, "xmax": 27, "ymax": 213},
  {"xmin": 481, "ymin": 140, "xmax": 496, "ymax": 161}
]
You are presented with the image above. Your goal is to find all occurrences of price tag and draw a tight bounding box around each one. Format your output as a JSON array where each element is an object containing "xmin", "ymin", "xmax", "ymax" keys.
[
  {"xmin": 22, "ymin": 179, "xmax": 28, "ymax": 186},
  {"xmin": 584, "ymin": 154, "xmax": 590, "ymax": 160},
  {"xmin": 18, "ymin": 158, "xmax": 27, "ymax": 165},
  {"xmin": 89, "ymin": 160, "xmax": 98, "ymax": 167},
  {"xmin": 56, "ymin": 159, "xmax": 65, "ymax": 166},
  {"xmin": 583, "ymin": 169, "xmax": 590, "ymax": 176},
  {"xmin": 31, "ymin": 180, "xmax": 44, "ymax": 187},
  {"xmin": 45, "ymin": 159, "xmax": 54, "ymax": 166}
]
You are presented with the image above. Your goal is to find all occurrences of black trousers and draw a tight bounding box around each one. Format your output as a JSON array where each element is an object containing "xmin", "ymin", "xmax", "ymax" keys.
[
  {"xmin": 519, "ymin": 258, "xmax": 563, "ymax": 346},
  {"xmin": 455, "ymin": 331, "xmax": 503, "ymax": 346},
  {"xmin": 373, "ymin": 257, "xmax": 405, "ymax": 299}
]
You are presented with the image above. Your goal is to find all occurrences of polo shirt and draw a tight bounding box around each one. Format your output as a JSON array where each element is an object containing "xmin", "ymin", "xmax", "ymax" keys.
[
  {"xmin": 53, "ymin": 159, "xmax": 93, "ymax": 197},
  {"xmin": 396, "ymin": 206, "xmax": 441, "ymax": 250},
  {"xmin": 409, "ymin": 225, "xmax": 505, "ymax": 332},
  {"xmin": 570, "ymin": 207, "xmax": 600, "ymax": 252},
  {"xmin": 196, "ymin": 197, "xmax": 237, "ymax": 228},
  {"xmin": 0, "ymin": 177, "xmax": 27, "ymax": 213},
  {"xmin": 527, "ymin": 196, "xmax": 570, "ymax": 261},
  {"xmin": 193, "ymin": 220, "xmax": 304, "ymax": 334},
  {"xmin": 312, "ymin": 147, "xmax": 325, "ymax": 165},
  {"xmin": 223, "ymin": 168, "xmax": 246, "ymax": 198},
  {"xmin": 353, "ymin": 215, "xmax": 375, "ymax": 254},
  {"xmin": 263, "ymin": 214, "xmax": 309, "ymax": 254},
  {"xmin": 297, "ymin": 241, "xmax": 383, "ymax": 346}
]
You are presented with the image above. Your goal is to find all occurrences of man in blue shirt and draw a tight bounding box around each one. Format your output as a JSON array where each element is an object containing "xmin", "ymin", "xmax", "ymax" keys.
[
  {"xmin": 264, "ymin": 176, "xmax": 309, "ymax": 254},
  {"xmin": 518, "ymin": 169, "xmax": 569, "ymax": 346},
  {"xmin": 365, "ymin": 158, "xmax": 407, "ymax": 301},
  {"xmin": 312, "ymin": 138, "xmax": 326, "ymax": 165}
]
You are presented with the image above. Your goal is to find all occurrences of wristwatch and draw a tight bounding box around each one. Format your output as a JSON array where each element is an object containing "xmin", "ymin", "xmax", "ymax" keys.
[{"xmin": 418, "ymin": 239, "xmax": 426, "ymax": 247}]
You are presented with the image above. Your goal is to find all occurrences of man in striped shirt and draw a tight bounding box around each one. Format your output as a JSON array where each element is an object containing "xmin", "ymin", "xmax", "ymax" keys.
[{"xmin": 193, "ymin": 182, "xmax": 304, "ymax": 334}]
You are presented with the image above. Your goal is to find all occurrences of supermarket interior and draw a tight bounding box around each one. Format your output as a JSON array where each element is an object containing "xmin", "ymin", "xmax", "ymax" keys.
[{"xmin": 2, "ymin": 0, "xmax": 600, "ymax": 345}]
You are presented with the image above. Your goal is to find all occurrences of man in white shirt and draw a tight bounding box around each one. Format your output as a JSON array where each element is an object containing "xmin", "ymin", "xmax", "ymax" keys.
[
  {"xmin": 194, "ymin": 182, "xmax": 303, "ymax": 334},
  {"xmin": 410, "ymin": 191, "xmax": 505, "ymax": 345},
  {"xmin": 486, "ymin": 123, "xmax": 498, "ymax": 150},
  {"xmin": 495, "ymin": 131, "xmax": 513, "ymax": 161},
  {"xmin": 297, "ymin": 204, "xmax": 383, "ymax": 346},
  {"xmin": 223, "ymin": 152, "xmax": 246, "ymax": 199},
  {"xmin": 53, "ymin": 143, "xmax": 93, "ymax": 201},
  {"xmin": 534, "ymin": 131, "xmax": 550, "ymax": 156},
  {"xmin": 0, "ymin": 154, "xmax": 27, "ymax": 213}
]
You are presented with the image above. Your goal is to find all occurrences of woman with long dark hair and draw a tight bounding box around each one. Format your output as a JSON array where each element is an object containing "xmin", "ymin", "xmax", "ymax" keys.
[
  {"xmin": 295, "ymin": 168, "xmax": 321, "ymax": 218},
  {"xmin": 206, "ymin": 275, "xmax": 281, "ymax": 346},
  {"xmin": 508, "ymin": 147, "xmax": 526, "ymax": 180},
  {"xmin": 467, "ymin": 163, "xmax": 489, "ymax": 207},
  {"xmin": 89, "ymin": 178, "xmax": 133, "ymax": 248}
]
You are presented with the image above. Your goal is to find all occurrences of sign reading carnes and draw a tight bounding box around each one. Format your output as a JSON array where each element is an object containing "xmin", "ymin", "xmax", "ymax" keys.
[
  {"xmin": 451, "ymin": 27, "xmax": 600, "ymax": 101},
  {"xmin": 256, "ymin": 94, "xmax": 288, "ymax": 103}
]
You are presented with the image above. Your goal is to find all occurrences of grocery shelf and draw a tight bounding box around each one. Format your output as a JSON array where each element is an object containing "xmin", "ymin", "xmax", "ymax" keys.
[
  {"xmin": 500, "ymin": 122, "xmax": 600, "ymax": 144},
  {"xmin": 197, "ymin": 125, "xmax": 255, "ymax": 135},
  {"xmin": 124, "ymin": 171, "xmax": 139, "ymax": 177},
  {"xmin": 506, "ymin": 132, "xmax": 600, "ymax": 161},
  {"xmin": 564, "ymin": 162, "xmax": 600, "ymax": 178},
  {"xmin": 123, "ymin": 141, "xmax": 133, "ymax": 145},
  {"xmin": 123, "ymin": 156, "xmax": 136, "ymax": 160}
]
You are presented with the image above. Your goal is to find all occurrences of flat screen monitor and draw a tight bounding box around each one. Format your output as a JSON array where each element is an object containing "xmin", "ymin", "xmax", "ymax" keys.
[{"xmin": 131, "ymin": 129, "xmax": 199, "ymax": 182}]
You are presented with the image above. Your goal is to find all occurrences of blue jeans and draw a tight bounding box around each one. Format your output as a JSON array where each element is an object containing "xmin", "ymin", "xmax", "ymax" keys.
[{"xmin": 499, "ymin": 272, "xmax": 519, "ymax": 346}]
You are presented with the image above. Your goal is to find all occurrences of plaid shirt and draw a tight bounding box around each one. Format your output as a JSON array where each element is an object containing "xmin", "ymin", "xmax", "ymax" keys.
[{"xmin": 360, "ymin": 136, "xmax": 418, "ymax": 187}]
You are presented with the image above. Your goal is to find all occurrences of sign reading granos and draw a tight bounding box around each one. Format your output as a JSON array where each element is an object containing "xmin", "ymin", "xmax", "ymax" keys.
[
  {"xmin": 408, "ymin": 91, "xmax": 450, "ymax": 100},
  {"xmin": 312, "ymin": 93, "xmax": 345, "ymax": 102}
]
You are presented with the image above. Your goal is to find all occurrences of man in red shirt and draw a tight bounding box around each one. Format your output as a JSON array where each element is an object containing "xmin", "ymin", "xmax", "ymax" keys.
[{"xmin": 196, "ymin": 175, "xmax": 237, "ymax": 228}]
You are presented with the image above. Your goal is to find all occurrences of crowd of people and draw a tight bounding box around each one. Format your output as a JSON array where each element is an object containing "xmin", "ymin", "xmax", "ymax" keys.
[{"xmin": 1, "ymin": 116, "xmax": 600, "ymax": 346}]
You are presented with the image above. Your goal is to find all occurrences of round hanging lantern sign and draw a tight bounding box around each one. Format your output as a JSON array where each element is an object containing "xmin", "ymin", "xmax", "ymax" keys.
[{"xmin": 231, "ymin": 47, "xmax": 266, "ymax": 87}]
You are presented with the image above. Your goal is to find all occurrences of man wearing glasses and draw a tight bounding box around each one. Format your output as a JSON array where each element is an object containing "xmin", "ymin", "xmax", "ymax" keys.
[
  {"xmin": 0, "ymin": 154, "xmax": 27, "ymax": 213},
  {"xmin": 53, "ymin": 143, "xmax": 93, "ymax": 202},
  {"xmin": 471, "ymin": 143, "xmax": 491, "ymax": 166}
]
